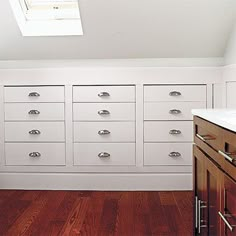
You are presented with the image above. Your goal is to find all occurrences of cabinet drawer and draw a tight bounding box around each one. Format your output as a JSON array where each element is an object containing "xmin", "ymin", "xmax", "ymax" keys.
[
  {"xmin": 73, "ymin": 86, "xmax": 135, "ymax": 102},
  {"xmin": 5, "ymin": 143, "xmax": 65, "ymax": 166},
  {"xmin": 144, "ymin": 85, "xmax": 206, "ymax": 102},
  {"xmin": 4, "ymin": 86, "xmax": 64, "ymax": 103},
  {"xmin": 5, "ymin": 103, "xmax": 64, "ymax": 121},
  {"xmin": 144, "ymin": 143, "xmax": 192, "ymax": 166},
  {"xmin": 5, "ymin": 122, "xmax": 65, "ymax": 142},
  {"xmin": 74, "ymin": 143, "xmax": 135, "ymax": 166},
  {"xmin": 144, "ymin": 102, "xmax": 206, "ymax": 121},
  {"xmin": 144, "ymin": 121, "xmax": 193, "ymax": 142},
  {"xmin": 74, "ymin": 122, "xmax": 135, "ymax": 142},
  {"xmin": 73, "ymin": 103, "xmax": 135, "ymax": 121}
]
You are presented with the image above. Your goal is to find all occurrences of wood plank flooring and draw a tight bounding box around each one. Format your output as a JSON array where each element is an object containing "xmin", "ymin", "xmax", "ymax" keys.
[{"xmin": 0, "ymin": 190, "xmax": 193, "ymax": 236}]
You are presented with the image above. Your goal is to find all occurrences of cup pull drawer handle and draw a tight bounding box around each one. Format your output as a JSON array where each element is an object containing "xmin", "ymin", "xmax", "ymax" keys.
[
  {"xmin": 169, "ymin": 152, "xmax": 181, "ymax": 158},
  {"xmin": 28, "ymin": 92, "xmax": 40, "ymax": 97},
  {"xmin": 29, "ymin": 130, "xmax": 41, "ymax": 135},
  {"xmin": 98, "ymin": 110, "xmax": 110, "ymax": 115},
  {"xmin": 98, "ymin": 130, "xmax": 111, "ymax": 135},
  {"xmin": 98, "ymin": 92, "xmax": 110, "ymax": 97},
  {"xmin": 169, "ymin": 109, "xmax": 181, "ymax": 114},
  {"xmin": 169, "ymin": 129, "xmax": 181, "ymax": 135},
  {"xmin": 28, "ymin": 110, "xmax": 40, "ymax": 115},
  {"xmin": 218, "ymin": 150, "xmax": 236, "ymax": 163},
  {"xmin": 169, "ymin": 91, "xmax": 181, "ymax": 96},
  {"xmin": 29, "ymin": 152, "xmax": 41, "ymax": 158},
  {"xmin": 98, "ymin": 152, "xmax": 110, "ymax": 158},
  {"xmin": 218, "ymin": 212, "xmax": 235, "ymax": 232}
]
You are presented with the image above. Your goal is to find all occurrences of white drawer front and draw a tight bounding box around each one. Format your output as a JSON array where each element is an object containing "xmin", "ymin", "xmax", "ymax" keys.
[
  {"xmin": 144, "ymin": 102, "xmax": 206, "ymax": 121},
  {"xmin": 144, "ymin": 121, "xmax": 193, "ymax": 142},
  {"xmin": 144, "ymin": 143, "xmax": 192, "ymax": 166},
  {"xmin": 74, "ymin": 122, "xmax": 135, "ymax": 142},
  {"xmin": 73, "ymin": 86, "xmax": 135, "ymax": 102},
  {"xmin": 4, "ymin": 86, "xmax": 64, "ymax": 103},
  {"xmin": 5, "ymin": 122, "xmax": 65, "ymax": 142},
  {"xmin": 5, "ymin": 103, "xmax": 65, "ymax": 121},
  {"xmin": 144, "ymin": 85, "xmax": 206, "ymax": 102},
  {"xmin": 73, "ymin": 103, "xmax": 135, "ymax": 121},
  {"xmin": 74, "ymin": 143, "xmax": 135, "ymax": 166},
  {"xmin": 5, "ymin": 143, "xmax": 65, "ymax": 166}
]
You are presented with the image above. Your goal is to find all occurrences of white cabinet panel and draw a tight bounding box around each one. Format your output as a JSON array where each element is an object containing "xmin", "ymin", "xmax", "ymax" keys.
[
  {"xmin": 144, "ymin": 101, "xmax": 206, "ymax": 120},
  {"xmin": 144, "ymin": 121, "xmax": 193, "ymax": 142},
  {"xmin": 73, "ymin": 86, "xmax": 135, "ymax": 102},
  {"xmin": 5, "ymin": 103, "xmax": 64, "ymax": 121},
  {"xmin": 74, "ymin": 122, "xmax": 135, "ymax": 142},
  {"xmin": 4, "ymin": 86, "xmax": 64, "ymax": 103},
  {"xmin": 73, "ymin": 103, "xmax": 135, "ymax": 121},
  {"xmin": 227, "ymin": 82, "xmax": 236, "ymax": 108},
  {"xmin": 144, "ymin": 85, "xmax": 206, "ymax": 102},
  {"xmin": 74, "ymin": 143, "xmax": 135, "ymax": 166},
  {"xmin": 5, "ymin": 122, "xmax": 65, "ymax": 142},
  {"xmin": 5, "ymin": 143, "xmax": 65, "ymax": 166},
  {"xmin": 144, "ymin": 143, "xmax": 192, "ymax": 166}
]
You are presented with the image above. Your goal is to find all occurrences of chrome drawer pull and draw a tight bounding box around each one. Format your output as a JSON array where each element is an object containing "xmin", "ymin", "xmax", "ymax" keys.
[
  {"xmin": 28, "ymin": 110, "xmax": 40, "ymax": 115},
  {"xmin": 169, "ymin": 91, "xmax": 181, "ymax": 96},
  {"xmin": 98, "ymin": 92, "xmax": 110, "ymax": 97},
  {"xmin": 169, "ymin": 129, "xmax": 181, "ymax": 135},
  {"xmin": 169, "ymin": 152, "xmax": 181, "ymax": 158},
  {"xmin": 218, "ymin": 150, "xmax": 236, "ymax": 163},
  {"xmin": 98, "ymin": 110, "xmax": 110, "ymax": 115},
  {"xmin": 196, "ymin": 134, "xmax": 215, "ymax": 142},
  {"xmin": 29, "ymin": 130, "xmax": 41, "ymax": 135},
  {"xmin": 98, "ymin": 130, "xmax": 111, "ymax": 135},
  {"xmin": 218, "ymin": 212, "xmax": 235, "ymax": 232},
  {"xmin": 29, "ymin": 152, "xmax": 41, "ymax": 158},
  {"xmin": 169, "ymin": 109, "xmax": 181, "ymax": 114},
  {"xmin": 98, "ymin": 152, "xmax": 110, "ymax": 158},
  {"xmin": 28, "ymin": 92, "xmax": 40, "ymax": 97}
]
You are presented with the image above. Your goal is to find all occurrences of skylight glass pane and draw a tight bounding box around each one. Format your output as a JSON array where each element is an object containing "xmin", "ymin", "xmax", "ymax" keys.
[{"xmin": 20, "ymin": 0, "xmax": 80, "ymax": 20}]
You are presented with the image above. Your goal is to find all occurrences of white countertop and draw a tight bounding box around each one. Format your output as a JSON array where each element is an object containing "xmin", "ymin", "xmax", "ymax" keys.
[{"xmin": 192, "ymin": 109, "xmax": 236, "ymax": 132}]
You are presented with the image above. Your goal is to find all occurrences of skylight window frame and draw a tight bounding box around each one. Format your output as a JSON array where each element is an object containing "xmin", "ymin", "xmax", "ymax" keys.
[{"xmin": 9, "ymin": 0, "xmax": 83, "ymax": 36}]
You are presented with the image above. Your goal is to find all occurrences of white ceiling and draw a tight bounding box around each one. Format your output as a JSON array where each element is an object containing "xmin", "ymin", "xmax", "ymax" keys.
[{"xmin": 0, "ymin": 0, "xmax": 236, "ymax": 60}]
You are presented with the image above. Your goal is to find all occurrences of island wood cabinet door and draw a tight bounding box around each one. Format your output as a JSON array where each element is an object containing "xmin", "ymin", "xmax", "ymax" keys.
[
  {"xmin": 219, "ymin": 175, "xmax": 236, "ymax": 236},
  {"xmin": 193, "ymin": 145, "xmax": 208, "ymax": 236},
  {"xmin": 193, "ymin": 145, "xmax": 221, "ymax": 235}
]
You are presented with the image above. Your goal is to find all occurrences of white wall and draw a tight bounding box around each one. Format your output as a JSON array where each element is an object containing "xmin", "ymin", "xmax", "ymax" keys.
[{"xmin": 224, "ymin": 22, "xmax": 236, "ymax": 65}]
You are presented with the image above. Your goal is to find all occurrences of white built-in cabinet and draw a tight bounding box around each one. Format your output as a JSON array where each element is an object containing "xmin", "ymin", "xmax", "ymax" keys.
[
  {"xmin": 226, "ymin": 82, "xmax": 236, "ymax": 108},
  {"xmin": 0, "ymin": 82, "xmax": 211, "ymax": 190}
]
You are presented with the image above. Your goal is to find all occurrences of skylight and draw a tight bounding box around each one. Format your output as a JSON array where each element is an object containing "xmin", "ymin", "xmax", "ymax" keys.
[{"xmin": 9, "ymin": 0, "xmax": 83, "ymax": 36}]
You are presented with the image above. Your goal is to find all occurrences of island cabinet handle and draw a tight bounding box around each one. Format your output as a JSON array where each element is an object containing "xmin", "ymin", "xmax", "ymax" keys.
[
  {"xmin": 169, "ymin": 109, "xmax": 181, "ymax": 114},
  {"xmin": 28, "ymin": 92, "xmax": 40, "ymax": 97},
  {"xmin": 98, "ymin": 152, "xmax": 110, "ymax": 158},
  {"xmin": 98, "ymin": 130, "xmax": 111, "ymax": 135},
  {"xmin": 28, "ymin": 110, "xmax": 40, "ymax": 115},
  {"xmin": 198, "ymin": 200, "xmax": 207, "ymax": 234},
  {"xmin": 168, "ymin": 152, "xmax": 181, "ymax": 158},
  {"xmin": 98, "ymin": 110, "xmax": 110, "ymax": 115},
  {"xmin": 98, "ymin": 92, "xmax": 110, "ymax": 97},
  {"xmin": 218, "ymin": 150, "xmax": 236, "ymax": 163},
  {"xmin": 169, "ymin": 129, "xmax": 181, "ymax": 135},
  {"xmin": 29, "ymin": 152, "xmax": 41, "ymax": 158},
  {"xmin": 29, "ymin": 130, "xmax": 41, "ymax": 135},
  {"xmin": 196, "ymin": 134, "xmax": 215, "ymax": 142},
  {"xmin": 218, "ymin": 212, "xmax": 235, "ymax": 232},
  {"xmin": 169, "ymin": 91, "xmax": 181, "ymax": 96}
]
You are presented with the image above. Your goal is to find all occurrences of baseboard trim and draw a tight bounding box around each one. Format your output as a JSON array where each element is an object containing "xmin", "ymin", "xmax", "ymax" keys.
[{"xmin": 0, "ymin": 173, "xmax": 192, "ymax": 191}]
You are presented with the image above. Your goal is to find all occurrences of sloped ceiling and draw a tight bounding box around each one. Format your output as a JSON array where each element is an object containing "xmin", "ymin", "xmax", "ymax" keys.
[{"xmin": 0, "ymin": 0, "xmax": 236, "ymax": 60}]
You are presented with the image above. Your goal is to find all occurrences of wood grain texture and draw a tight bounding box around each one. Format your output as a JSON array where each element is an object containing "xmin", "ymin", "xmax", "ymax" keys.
[{"xmin": 0, "ymin": 190, "xmax": 193, "ymax": 236}]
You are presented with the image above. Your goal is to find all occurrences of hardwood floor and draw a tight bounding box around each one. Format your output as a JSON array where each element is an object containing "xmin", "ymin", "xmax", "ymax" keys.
[{"xmin": 0, "ymin": 190, "xmax": 193, "ymax": 236}]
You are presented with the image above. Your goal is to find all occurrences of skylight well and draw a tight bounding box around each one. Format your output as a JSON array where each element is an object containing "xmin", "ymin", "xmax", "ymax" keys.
[{"xmin": 9, "ymin": 0, "xmax": 83, "ymax": 36}]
